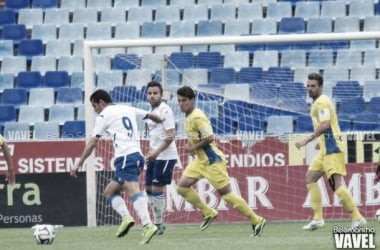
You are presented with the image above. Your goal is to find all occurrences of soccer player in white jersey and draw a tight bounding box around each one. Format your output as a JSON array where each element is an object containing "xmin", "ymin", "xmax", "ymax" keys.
[
  {"xmin": 144, "ymin": 81, "xmax": 178, "ymax": 235},
  {"xmin": 70, "ymin": 89, "xmax": 164, "ymax": 245},
  {"xmin": 0, "ymin": 134, "xmax": 15, "ymax": 185}
]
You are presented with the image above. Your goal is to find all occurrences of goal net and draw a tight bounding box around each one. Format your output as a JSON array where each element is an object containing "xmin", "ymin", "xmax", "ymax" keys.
[{"xmin": 82, "ymin": 32, "xmax": 380, "ymax": 227}]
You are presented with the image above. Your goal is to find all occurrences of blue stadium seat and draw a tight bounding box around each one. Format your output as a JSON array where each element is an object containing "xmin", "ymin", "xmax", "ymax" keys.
[
  {"xmin": 223, "ymin": 100, "xmax": 251, "ymax": 119},
  {"xmin": 333, "ymin": 81, "xmax": 362, "ymax": 103},
  {"xmin": 267, "ymin": 2, "xmax": 292, "ymax": 20},
  {"xmin": 155, "ymin": 6, "xmax": 181, "ymax": 23},
  {"xmin": 0, "ymin": 73, "xmax": 14, "ymax": 92},
  {"xmin": 18, "ymin": 105, "xmax": 45, "ymax": 125},
  {"xmin": 210, "ymin": 4, "xmax": 235, "ymax": 20},
  {"xmin": 294, "ymin": 1, "xmax": 320, "ymax": 20},
  {"xmin": 196, "ymin": 84, "xmax": 223, "ymax": 102},
  {"xmin": 1, "ymin": 88, "xmax": 28, "ymax": 107},
  {"xmin": 237, "ymin": 115, "xmax": 264, "ymax": 132},
  {"xmin": 127, "ymin": 6, "xmax": 153, "ymax": 22},
  {"xmin": 17, "ymin": 39, "xmax": 44, "ymax": 60},
  {"xmin": 321, "ymin": 1, "xmax": 346, "ymax": 18},
  {"xmin": 196, "ymin": 100, "xmax": 219, "ymax": 118},
  {"xmin": 352, "ymin": 113, "xmax": 380, "ymax": 131},
  {"xmin": 278, "ymin": 83, "xmax": 306, "ymax": 100},
  {"xmin": 170, "ymin": 20, "xmax": 195, "ymax": 37},
  {"xmin": 15, "ymin": 71, "xmax": 42, "ymax": 90},
  {"xmin": 44, "ymin": 8, "xmax": 69, "ymax": 26},
  {"xmin": 17, "ymin": 8, "xmax": 43, "ymax": 29},
  {"xmin": 4, "ymin": 0, "xmax": 30, "ymax": 11},
  {"xmin": 183, "ymin": 4, "xmax": 209, "ymax": 22},
  {"xmin": 62, "ymin": 120, "xmax": 86, "ymax": 139},
  {"xmin": 31, "ymin": 56, "xmax": 57, "ymax": 75},
  {"xmin": 0, "ymin": 9, "xmax": 16, "ymax": 28},
  {"xmin": 338, "ymin": 97, "xmax": 366, "ymax": 118},
  {"xmin": 141, "ymin": 21, "xmax": 167, "ymax": 38},
  {"xmin": 32, "ymin": 24, "xmax": 57, "ymax": 41},
  {"xmin": 294, "ymin": 114, "xmax": 313, "ymax": 133},
  {"xmin": 238, "ymin": 67, "xmax": 264, "ymax": 84},
  {"xmin": 210, "ymin": 68, "xmax": 236, "ymax": 85},
  {"xmin": 168, "ymin": 52, "xmax": 194, "ymax": 69},
  {"xmin": 1, "ymin": 24, "xmax": 27, "ymax": 43},
  {"xmin": 1, "ymin": 56, "xmax": 27, "ymax": 75},
  {"xmin": 196, "ymin": 52, "xmax": 223, "ymax": 69},
  {"xmin": 250, "ymin": 82, "xmax": 278, "ymax": 105},
  {"xmin": 3, "ymin": 122, "xmax": 30, "ymax": 140},
  {"xmin": 0, "ymin": 40, "xmax": 14, "ymax": 59},
  {"xmin": 265, "ymin": 67, "xmax": 293, "ymax": 84},
  {"xmin": 33, "ymin": 122, "xmax": 60, "ymax": 140},
  {"xmin": 338, "ymin": 114, "xmax": 352, "ymax": 132},
  {"xmin": 48, "ymin": 104, "xmax": 75, "ymax": 125},
  {"xmin": 279, "ymin": 17, "xmax": 305, "ymax": 34},
  {"xmin": 211, "ymin": 116, "xmax": 234, "ymax": 135},
  {"xmin": 31, "ymin": 0, "xmax": 58, "ymax": 9},
  {"xmin": 368, "ymin": 96, "xmax": 380, "ymax": 113},
  {"xmin": 111, "ymin": 53, "xmax": 139, "ymax": 72},
  {"xmin": 0, "ymin": 105, "xmax": 17, "ymax": 126},
  {"xmin": 197, "ymin": 20, "xmax": 223, "ymax": 36},
  {"xmin": 279, "ymin": 97, "xmax": 309, "ymax": 117},
  {"xmin": 237, "ymin": 3, "xmax": 263, "ymax": 20},
  {"xmin": 110, "ymin": 86, "xmax": 138, "ymax": 103},
  {"xmin": 28, "ymin": 87, "xmax": 55, "ymax": 108},
  {"xmin": 56, "ymin": 87, "xmax": 83, "ymax": 105},
  {"xmin": 43, "ymin": 71, "xmax": 70, "ymax": 89}
]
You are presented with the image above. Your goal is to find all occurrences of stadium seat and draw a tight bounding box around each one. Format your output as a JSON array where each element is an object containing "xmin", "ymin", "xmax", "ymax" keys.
[
  {"xmin": 265, "ymin": 67, "xmax": 293, "ymax": 84},
  {"xmin": 322, "ymin": 67, "xmax": 349, "ymax": 85},
  {"xmin": 252, "ymin": 50, "xmax": 278, "ymax": 70},
  {"xmin": 168, "ymin": 52, "xmax": 194, "ymax": 69},
  {"xmin": 183, "ymin": 4, "xmax": 209, "ymax": 22},
  {"xmin": 110, "ymin": 86, "xmax": 138, "ymax": 103},
  {"xmin": 320, "ymin": 1, "xmax": 346, "ymax": 18},
  {"xmin": 280, "ymin": 50, "xmax": 306, "ymax": 69},
  {"xmin": 101, "ymin": 8, "xmax": 126, "ymax": 26},
  {"xmin": 224, "ymin": 19, "xmax": 250, "ymax": 36},
  {"xmin": 28, "ymin": 88, "xmax": 55, "ymax": 108},
  {"xmin": 141, "ymin": 21, "xmax": 167, "ymax": 38},
  {"xmin": 43, "ymin": 71, "xmax": 70, "ymax": 89},
  {"xmin": 196, "ymin": 100, "xmax": 219, "ymax": 118},
  {"xmin": 363, "ymin": 82, "xmax": 380, "ymax": 103},
  {"xmin": 335, "ymin": 50, "xmax": 362, "ymax": 68},
  {"xmin": 141, "ymin": 0, "xmax": 166, "ymax": 7},
  {"xmin": 250, "ymin": 82, "xmax": 278, "ymax": 105},
  {"xmin": 56, "ymin": 87, "xmax": 83, "ymax": 105},
  {"xmin": 0, "ymin": 40, "xmax": 14, "ymax": 59},
  {"xmin": 93, "ymin": 55, "xmax": 112, "ymax": 73},
  {"xmin": 17, "ymin": 39, "xmax": 44, "ymax": 60},
  {"xmin": 86, "ymin": 0, "xmax": 112, "ymax": 9},
  {"xmin": 251, "ymin": 19, "xmax": 277, "ymax": 35},
  {"xmin": 0, "ymin": 73, "xmax": 14, "ymax": 92},
  {"xmin": 223, "ymin": 51, "xmax": 250, "ymax": 70},
  {"xmin": 238, "ymin": 67, "xmax": 264, "ymax": 84},
  {"xmin": 96, "ymin": 71, "xmax": 124, "ymax": 91},
  {"xmin": 181, "ymin": 68, "xmax": 208, "ymax": 87},
  {"xmin": 308, "ymin": 50, "xmax": 334, "ymax": 68},
  {"xmin": 294, "ymin": 114, "xmax": 313, "ymax": 133},
  {"xmin": 127, "ymin": 6, "xmax": 153, "ymax": 22},
  {"xmin": 4, "ymin": 0, "xmax": 30, "ymax": 11},
  {"xmin": 352, "ymin": 113, "xmax": 380, "ymax": 131},
  {"xmin": 58, "ymin": 56, "xmax": 84, "ymax": 74},
  {"xmin": 196, "ymin": 84, "xmax": 223, "ymax": 102},
  {"xmin": 58, "ymin": 23, "xmax": 85, "ymax": 42},
  {"xmin": 32, "ymin": 24, "xmax": 57, "ymax": 41},
  {"xmin": 1, "ymin": 88, "xmax": 28, "ymax": 107},
  {"xmin": 62, "ymin": 120, "xmax": 86, "ymax": 139},
  {"xmin": 18, "ymin": 105, "xmax": 45, "ymax": 125},
  {"xmin": 278, "ymin": 17, "xmax": 305, "ymax": 34},
  {"xmin": 294, "ymin": 1, "xmax": 320, "ymax": 20},
  {"xmin": 44, "ymin": 8, "xmax": 69, "ymax": 26},
  {"xmin": 237, "ymin": 3, "xmax": 263, "ymax": 20},
  {"xmin": 140, "ymin": 54, "xmax": 165, "ymax": 72},
  {"xmin": 197, "ymin": 20, "xmax": 223, "ymax": 36},
  {"xmin": 307, "ymin": 17, "xmax": 332, "ymax": 33},
  {"xmin": 279, "ymin": 97, "xmax": 309, "ymax": 117},
  {"xmin": 15, "ymin": 71, "xmax": 43, "ymax": 90},
  {"xmin": 267, "ymin": 2, "xmax": 292, "ymax": 20},
  {"xmin": 3, "ymin": 122, "xmax": 30, "ymax": 140},
  {"xmin": 155, "ymin": 69, "xmax": 181, "ymax": 87},
  {"xmin": 350, "ymin": 40, "xmax": 376, "ymax": 51},
  {"xmin": 45, "ymin": 40, "xmax": 72, "ymax": 58},
  {"xmin": 1, "ymin": 56, "xmax": 27, "ymax": 75},
  {"xmin": 155, "ymin": 6, "xmax": 180, "ymax": 23},
  {"xmin": 0, "ymin": 105, "xmax": 17, "ymax": 126},
  {"xmin": 33, "ymin": 122, "xmax": 60, "ymax": 140},
  {"xmin": 338, "ymin": 114, "xmax": 352, "ymax": 132},
  {"xmin": 224, "ymin": 83, "xmax": 250, "ymax": 102},
  {"xmin": 0, "ymin": 9, "xmax": 16, "ymax": 27},
  {"xmin": 211, "ymin": 116, "xmax": 234, "ymax": 135},
  {"xmin": 238, "ymin": 115, "xmax": 264, "ymax": 132},
  {"xmin": 223, "ymin": 100, "xmax": 251, "ymax": 119},
  {"xmin": 266, "ymin": 115, "xmax": 294, "ymax": 134},
  {"xmin": 72, "ymin": 8, "xmax": 98, "ymax": 24},
  {"xmin": 210, "ymin": 4, "xmax": 235, "ymax": 20},
  {"xmin": 86, "ymin": 23, "xmax": 112, "ymax": 40},
  {"xmin": 350, "ymin": 66, "xmax": 376, "ymax": 86},
  {"xmin": 125, "ymin": 69, "xmax": 152, "ymax": 90},
  {"xmin": 368, "ymin": 96, "xmax": 380, "ymax": 114},
  {"xmin": 1, "ymin": 24, "xmax": 27, "ymax": 43},
  {"xmin": 170, "ymin": 20, "xmax": 195, "ymax": 37},
  {"xmin": 17, "ymin": 8, "xmax": 43, "ymax": 29},
  {"xmin": 293, "ymin": 67, "xmax": 319, "ymax": 85},
  {"xmin": 364, "ymin": 16, "xmax": 380, "ymax": 31},
  {"xmin": 349, "ymin": 0, "xmax": 374, "ymax": 19},
  {"xmin": 111, "ymin": 53, "xmax": 139, "ymax": 72},
  {"xmin": 321, "ymin": 40, "xmax": 349, "ymax": 51},
  {"xmin": 70, "ymin": 72, "xmax": 84, "ymax": 89},
  {"xmin": 48, "ymin": 104, "xmax": 75, "ymax": 125},
  {"xmin": 337, "ymin": 97, "xmax": 366, "ymax": 118},
  {"xmin": 196, "ymin": 52, "xmax": 223, "ymax": 69},
  {"xmin": 114, "ymin": 0, "xmax": 139, "ymax": 8},
  {"xmin": 31, "ymin": 0, "xmax": 58, "ymax": 9},
  {"xmin": 76, "ymin": 104, "xmax": 85, "ymax": 120},
  {"xmin": 334, "ymin": 17, "xmax": 360, "ymax": 33},
  {"xmin": 333, "ymin": 81, "xmax": 361, "ymax": 103},
  {"xmin": 278, "ymin": 83, "xmax": 306, "ymax": 100},
  {"xmin": 210, "ymin": 68, "xmax": 236, "ymax": 85},
  {"xmin": 30, "ymin": 56, "xmax": 57, "ymax": 75},
  {"xmin": 364, "ymin": 49, "xmax": 380, "ymax": 68}
]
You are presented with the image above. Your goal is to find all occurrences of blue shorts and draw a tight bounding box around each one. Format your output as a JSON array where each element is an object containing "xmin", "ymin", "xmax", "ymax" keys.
[
  {"xmin": 145, "ymin": 159, "xmax": 177, "ymax": 186},
  {"xmin": 113, "ymin": 152, "xmax": 144, "ymax": 184}
]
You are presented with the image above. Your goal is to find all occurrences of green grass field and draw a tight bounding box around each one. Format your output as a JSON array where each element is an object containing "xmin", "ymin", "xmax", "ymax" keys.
[{"xmin": 2, "ymin": 220, "xmax": 379, "ymax": 250}]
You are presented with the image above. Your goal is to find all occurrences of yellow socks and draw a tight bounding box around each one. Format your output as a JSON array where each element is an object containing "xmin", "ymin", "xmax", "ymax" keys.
[
  {"xmin": 176, "ymin": 186, "xmax": 213, "ymax": 215},
  {"xmin": 335, "ymin": 186, "xmax": 362, "ymax": 221},
  {"xmin": 223, "ymin": 192, "xmax": 261, "ymax": 225},
  {"xmin": 307, "ymin": 183, "xmax": 323, "ymax": 221}
]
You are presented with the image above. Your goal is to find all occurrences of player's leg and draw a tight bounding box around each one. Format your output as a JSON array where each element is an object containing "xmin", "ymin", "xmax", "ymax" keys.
[
  {"xmin": 303, "ymin": 154, "xmax": 325, "ymax": 231},
  {"xmin": 326, "ymin": 153, "xmax": 366, "ymax": 229},
  {"xmin": 176, "ymin": 160, "xmax": 216, "ymax": 227},
  {"xmin": 206, "ymin": 161, "xmax": 265, "ymax": 237}
]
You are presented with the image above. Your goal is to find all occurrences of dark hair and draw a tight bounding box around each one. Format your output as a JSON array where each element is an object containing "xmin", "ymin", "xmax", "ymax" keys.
[
  {"xmin": 308, "ymin": 73, "xmax": 323, "ymax": 86},
  {"xmin": 177, "ymin": 86, "xmax": 196, "ymax": 99},
  {"xmin": 147, "ymin": 81, "xmax": 163, "ymax": 94},
  {"xmin": 90, "ymin": 89, "xmax": 112, "ymax": 104}
]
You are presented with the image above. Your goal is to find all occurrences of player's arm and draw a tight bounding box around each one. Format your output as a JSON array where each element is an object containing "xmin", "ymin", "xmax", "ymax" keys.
[
  {"xmin": 1, "ymin": 140, "xmax": 15, "ymax": 185},
  {"xmin": 184, "ymin": 116, "xmax": 215, "ymax": 153},
  {"xmin": 133, "ymin": 107, "xmax": 165, "ymax": 123},
  {"xmin": 146, "ymin": 128, "xmax": 175, "ymax": 161},
  {"xmin": 295, "ymin": 120, "xmax": 330, "ymax": 149},
  {"xmin": 70, "ymin": 136, "xmax": 99, "ymax": 178}
]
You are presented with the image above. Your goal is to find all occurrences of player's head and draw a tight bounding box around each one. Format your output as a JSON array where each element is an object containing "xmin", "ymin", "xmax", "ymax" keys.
[
  {"xmin": 90, "ymin": 89, "xmax": 113, "ymax": 114},
  {"xmin": 147, "ymin": 81, "xmax": 163, "ymax": 107},
  {"xmin": 177, "ymin": 86, "xmax": 196, "ymax": 114},
  {"xmin": 307, "ymin": 73, "xmax": 323, "ymax": 100}
]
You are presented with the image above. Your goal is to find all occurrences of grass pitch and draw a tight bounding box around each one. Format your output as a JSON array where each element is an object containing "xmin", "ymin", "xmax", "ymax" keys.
[{"xmin": 2, "ymin": 220, "xmax": 379, "ymax": 250}]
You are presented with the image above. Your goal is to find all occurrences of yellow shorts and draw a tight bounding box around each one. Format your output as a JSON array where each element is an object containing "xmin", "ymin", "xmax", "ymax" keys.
[
  {"xmin": 183, "ymin": 158, "xmax": 230, "ymax": 190},
  {"xmin": 309, "ymin": 151, "xmax": 346, "ymax": 179}
]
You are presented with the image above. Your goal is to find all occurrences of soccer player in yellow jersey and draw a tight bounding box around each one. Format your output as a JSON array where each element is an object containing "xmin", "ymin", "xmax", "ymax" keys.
[
  {"xmin": 0, "ymin": 135, "xmax": 15, "ymax": 185},
  {"xmin": 176, "ymin": 86, "xmax": 266, "ymax": 238},
  {"xmin": 295, "ymin": 73, "xmax": 366, "ymax": 230}
]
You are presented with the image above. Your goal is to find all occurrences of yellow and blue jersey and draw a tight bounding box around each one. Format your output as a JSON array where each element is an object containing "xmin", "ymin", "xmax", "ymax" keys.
[
  {"xmin": 310, "ymin": 94, "xmax": 344, "ymax": 155},
  {"xmin": 185, "ymin": 108, "xmax": 224, "ymax": 165}
]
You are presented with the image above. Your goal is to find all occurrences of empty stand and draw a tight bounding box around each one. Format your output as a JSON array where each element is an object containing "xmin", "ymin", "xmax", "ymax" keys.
[
  {"xmin": 210, "ymin": 68, "xmax": 236, "ymax": 85},
  {"xmin": 32, "ymin": 0, "xmax": 58, "ymax": 9},
  {"xmin": 3, "ymin": 122, "xmax": 30, "ymax": 140},
  {"xmin": 0, "ymin": 105, "xmax": 17, "ymax": 126},
  {"xmin": 238, "ymin": 67, "xmax": 264, "ymax": 84},
  {"xmin": 141, "ymin": 21, "xmax": 167, "ymax": 38},
  {"xmin": 294, "ymin": 1, "xmax": 320, "ymax": 19},
  {"xmin": 15, "ymin": 71, "xmax": 42, "ymax": 90},
  {"xmin": 43, "ymin": 71, "xmax": 70, "ymax": 89},
  {"xmin": 337, "ymin": 97, "xmax": 366, "ymax": 118},
  {"xmin": 56, "ymin": 87, "xmax": 83, "ymax": 105},
  {"xmin": 352, "ymin": 112, "xmax": 380, "ymax": 131},
  {"xmin": 28, "ymin": 87, "xmax": 55, "ymax": 108},
  {"xmin": 197, "ymin": 20, "xmax": 223, "ymax": 37},
  {"xmin": 58, "ymin": 56, "xmax": 84, "ymax": 74},
  {"xmin": 17, "ymin": 8, "xmax": 43, "ymax": 29},
  {"xmin": 294, "ymin": 114, "xmax": 313, "ymax": 133},
  {"xmin": 266, "ymin": 115, "xmax": 294, "ymax": 134},
  {"xmin": 49, "ymin": 104, "xmax": 75, "ymax": 125},
  {"xmin": 33, "ymin": 122, "xmax": 60, "ymax": 140},
  {"xmin": 1, "ymin": 24, "xmax": 27, "ymax": 43},
  {"xmin": 183, "ymin": 4, "xmax": 209, "ymax": 22},
  {"xmin": 1, "ymin": 88, "xmax": 28, "ymax": 107},
  {"xmin": 0, "ymin": 73, "xmax": 14, "ymax": 92},
  {"xmin": 18, "ymin": 39, "xmax": 44, "ymax": 60},
  {"xmin": 18, "ymin": 105, "xmax": 45, "ymax": 125},
  {"xmin": 196, "ymin": 52, "xmax": 223, "ymax": 69},
  {"xmin": 31, "ymin": 56, "xmax": 57, "ymax": 75},
  {"xmin": 111, "ymin": 53, "xmax": 139, "ymax": 72},
  {"xmin": 0, "ymin": 40, "xmax": 14, "ymax": 59},
  {"xmin": 278, "ymin": 17, "xmax": 305, "ymax": 34},
  {"xmin": 62, "ymin": 120, "xmax": 86, "ymax": 139},
  {"xmin": 155, "ymin": 6, "xmax": 181, "ymax": 23},
  {"xmin": 170, "ymin": 20, "xmax": 195, "ymax": 37},
  {"xmin": 96, "ymin": 71, "xmax": 124, "ymax": 91},
  {"xmin": 32, "ymin": 24, "xmax": 57, "ymax": 41}
]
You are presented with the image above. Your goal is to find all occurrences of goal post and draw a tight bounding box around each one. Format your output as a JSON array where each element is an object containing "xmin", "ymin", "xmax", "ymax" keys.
[{"xmin": 83, "ymin": 31, "xmax": 380, "ymax": 227}]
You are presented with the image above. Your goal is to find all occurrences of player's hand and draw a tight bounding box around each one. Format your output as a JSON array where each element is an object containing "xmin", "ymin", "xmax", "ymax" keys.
[
  {"xmin": 375, "ymin": 165, "xmax": 380, "ymax": 183},
  {"xmin": 6, "ymin": 168, "xmax": 15, "ymax": 185},
  {"xmin": 295, "ymin": 141, "xmax": 305, "ymax": 149},
  {"xmin": 70, "ymin": 165, "xmax": 80, "ymax": 178},
  {"xmin": 183, "ymin": 143, "xmax": 194, "ymax": 154},
  {"xmin": 146, "ymin": 150, "xmax": 158, "ymax": 162}
]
